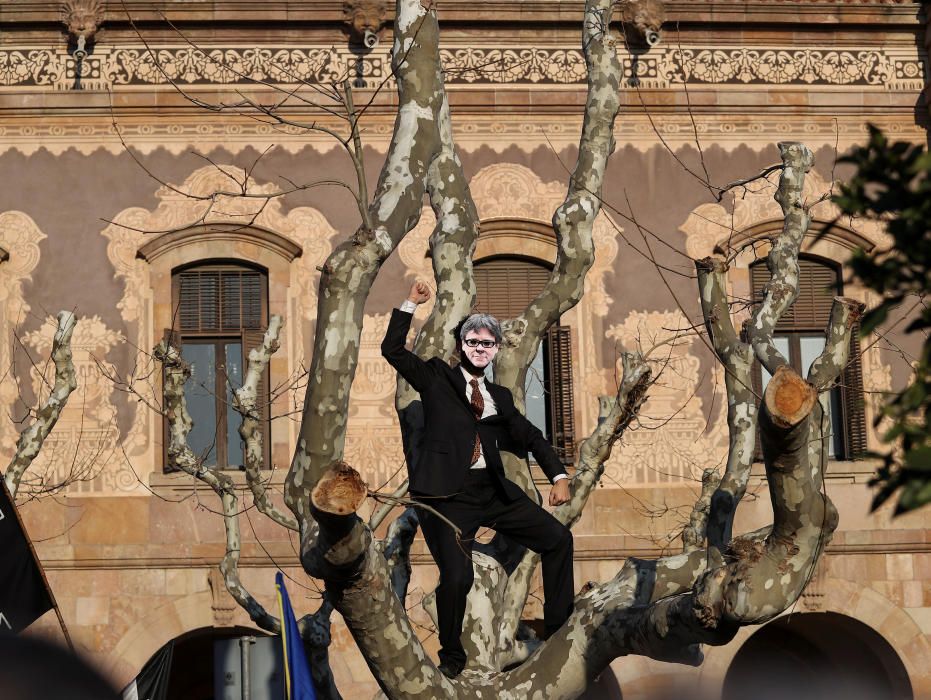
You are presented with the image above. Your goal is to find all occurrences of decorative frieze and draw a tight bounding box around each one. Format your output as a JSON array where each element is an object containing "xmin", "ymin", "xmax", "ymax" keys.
[
  {"xmin": 0, "ymin": 44, "xmax": 923, "ymax": 91},
  {"xmin": 0, "ymin": 114, "xmax": 923, "ymax": 158}
]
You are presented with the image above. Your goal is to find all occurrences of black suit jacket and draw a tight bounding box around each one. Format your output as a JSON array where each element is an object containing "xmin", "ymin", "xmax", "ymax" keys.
[{"xmin": 381, "ymin": 308, "xmax": 565, "ymax": 501}]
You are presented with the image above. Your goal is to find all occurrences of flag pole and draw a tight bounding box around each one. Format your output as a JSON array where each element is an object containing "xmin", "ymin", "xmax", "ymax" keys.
[{"xmin": 0, "ymin": 479, "xmax": 74, "ymax": 652}]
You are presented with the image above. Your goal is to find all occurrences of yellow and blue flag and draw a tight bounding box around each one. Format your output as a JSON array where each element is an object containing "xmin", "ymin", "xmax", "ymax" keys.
[{"xmin": 275, "ymin": 572, "xmax": 317, "ymax": 700}]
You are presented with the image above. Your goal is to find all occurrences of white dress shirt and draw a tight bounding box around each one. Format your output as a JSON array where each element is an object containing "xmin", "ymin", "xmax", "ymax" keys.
[{"xmin": 463, "ymin": 367, "xmax": 495, "ymax": 470}]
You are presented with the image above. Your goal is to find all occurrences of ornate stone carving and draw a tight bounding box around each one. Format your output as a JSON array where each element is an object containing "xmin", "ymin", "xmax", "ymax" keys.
[
  {"xmin": 605, "ymin": 310, "xmax": 728, "ymax": 484},
  {"xmin": 103, "ymin": 166, "xmax": 338, "ymax": 480},
  {"xmin": 618, "ymin": 0, "xmax": 666, "ymax": 47},
  {"xmin": 208, "ymin": 569, "xmax": 236, "ymax": 627},
  {"xmin": 22, "ymin": 315, "xmax": 132, "ymax": 493},
  {"xmin": 343, "ymin": 0, "xmax": 389, "ymax": 49},
  {"xmin": 1, "ymin": 116, "xmax": 924, "ymax": 159},
  {"xmin": 62, "ymin": 0, "xmax": 104, "ymax": 43},
  {"xmin": 0, "ymin": 43, "xmax": 921, "ymax": 92},
  {"xmin": 799, "ymin": 562, "xmax": 826, "ymax": 612}
]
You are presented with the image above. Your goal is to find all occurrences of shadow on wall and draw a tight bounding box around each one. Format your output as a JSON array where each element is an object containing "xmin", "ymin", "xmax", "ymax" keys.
[
  {"xmin": 723, "ymin": 612, "xmax": 912, "ymax": 700},
  {"xmin": 0, "ymin": 634, "xmax": 119, "ymax": 700}
]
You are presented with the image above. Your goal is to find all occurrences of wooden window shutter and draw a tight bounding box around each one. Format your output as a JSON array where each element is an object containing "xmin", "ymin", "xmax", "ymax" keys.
[
  {"xmin": 473, "ymin": 259, "xmax": 551, "ymax": 319},
  {"xmin": 750, "ymin": 258, "xmax": 841, "ymax": 332},
  {"xmin": 841, "ymin": 319, "xmax": 868, "ymax": 459},
  {"xmin": 546, "ymin": 325, "xmax": 575, "ymax": 465},
  {"xmin": 178, "ymin": 269, "xmax": 263, "ymax": 333},
  {"xmin": 241, "ymin": 329, "xmax": 272, "ymax": 469},
  {"xmin": 178, "ymin": 270, "xmax": 220, "ymax": 332}
]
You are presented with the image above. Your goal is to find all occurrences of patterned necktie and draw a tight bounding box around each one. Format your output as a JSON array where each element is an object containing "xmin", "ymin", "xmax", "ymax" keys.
[{"xmin": 469, "ymin": 378, "xmax": 484, "ymax": 465}]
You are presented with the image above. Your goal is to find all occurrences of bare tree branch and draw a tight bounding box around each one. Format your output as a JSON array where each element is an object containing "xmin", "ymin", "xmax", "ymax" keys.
[
  {"xmin": 156, "ymin": 340, "xmax": 280, "ymax": 633},
  {"xmin": 233, "ymin": 315, "xmax": 299, "ymax": 531},
  {"xmin": 5, "ymin": 311, "xmax": 78, "ymax": 499}
]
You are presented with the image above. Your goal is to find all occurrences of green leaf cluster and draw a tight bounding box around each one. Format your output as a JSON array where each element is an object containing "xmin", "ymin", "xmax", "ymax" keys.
[{"xmin": 834, "ymin": 125, "xmax": 931, "ymax": 515}]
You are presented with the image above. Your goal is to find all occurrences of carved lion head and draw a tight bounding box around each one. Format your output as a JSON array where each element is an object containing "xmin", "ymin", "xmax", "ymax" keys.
[
  {"xmin": 343, "ymin": 0, "xmax": 388, "ymax": 44},
  {"xmin": 617, "ymin": 0, "xmax": 666, "ymax": 45},
  {"xmin": 63, "ymin": 0, "xmax": 104, "ymax": 41}
]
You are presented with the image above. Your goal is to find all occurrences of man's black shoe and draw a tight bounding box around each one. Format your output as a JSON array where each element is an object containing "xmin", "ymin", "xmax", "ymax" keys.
[{"xmin": 438, "ymin": 660, "xmax": 464, "ymax": 679}]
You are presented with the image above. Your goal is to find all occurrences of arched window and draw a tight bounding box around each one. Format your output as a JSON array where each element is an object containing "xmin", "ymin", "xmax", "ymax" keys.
[
  {"xmin": 473, "ymin": 257, "xmax": 575, "ymax": 464},
  {"xmin": 750, "ymin": 255, "xmax": 867, "ymax": 460},
  {"xmin": 167, "ymin": 261, "xmax": 270, "ymax": 471}
]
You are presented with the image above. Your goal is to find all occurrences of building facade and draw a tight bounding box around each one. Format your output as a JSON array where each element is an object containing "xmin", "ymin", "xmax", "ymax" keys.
[{"xmin": 1, "ymin": 1, "xmax": 929, "ymax": 697}]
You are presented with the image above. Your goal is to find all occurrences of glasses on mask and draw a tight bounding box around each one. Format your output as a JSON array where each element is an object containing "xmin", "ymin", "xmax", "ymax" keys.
[{"xmin": 463, "ymin": 338, "xmax": 498, "ymax": 349}]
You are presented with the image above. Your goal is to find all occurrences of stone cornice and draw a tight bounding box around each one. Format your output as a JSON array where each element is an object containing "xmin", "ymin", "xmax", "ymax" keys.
[
  {"xmin": 136, "ymin": 224, "xmax": 304, "ymax": 264},
  {"xmin": 0, "ymin": 1, "xmax": 922, "ymax": 30},
  {"xmin": 0, "ymin": 114, "xmax": 925, "ymax": 157}
]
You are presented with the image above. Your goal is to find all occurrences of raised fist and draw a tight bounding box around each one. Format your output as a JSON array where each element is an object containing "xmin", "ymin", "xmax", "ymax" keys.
[{"xmin": 407, "ymin": 280, "xmax": 432, "ymax": 305}]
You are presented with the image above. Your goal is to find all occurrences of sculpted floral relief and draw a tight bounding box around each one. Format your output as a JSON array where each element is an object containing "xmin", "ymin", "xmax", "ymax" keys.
[
  {"xmin": 604, "ymin": 310, "xmax": 728, "ymax": 484},
  {"xmin": 0, "ymin": 44, "xmax": 922, "ymax": 91}
]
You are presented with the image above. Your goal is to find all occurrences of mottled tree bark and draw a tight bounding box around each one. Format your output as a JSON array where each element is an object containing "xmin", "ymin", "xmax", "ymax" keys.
[
  {"xmin": 158, "ymin": 339, "xmax": 281, "ymax": 632},
  {"xmin": 280, "ymin": 1, "xmax": 847, "ymax": 694},
  {"xmin": 115, "ymin": 0, "xmax": 848, "ymax": 696},
  {"xmin": 4, "ymin": 311, "xmax": 78, "ymax": 498},
  {"xmin": 157, "ymin": 328, "xmax": 342, "ymax": 699},
  {"xmin": 234, "ymin": 316, "xmax": 299, "ymax": 531},
  {"xmin": 286, "ymin": 0, "xmax": 447, "ymax": 525},
  {"xmin": 696, "ymin": 256, "xmax": 757, "ymax": 549}
]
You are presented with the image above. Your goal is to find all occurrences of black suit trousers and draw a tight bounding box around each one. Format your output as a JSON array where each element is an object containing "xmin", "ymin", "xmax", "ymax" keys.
[{"xmin": 415, "ymin": 469, "xmax": 574, "ymax": 669}]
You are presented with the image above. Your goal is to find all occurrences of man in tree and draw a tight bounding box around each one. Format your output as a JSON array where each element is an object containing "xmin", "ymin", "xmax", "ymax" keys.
[{"xmin": 381, "ymin": 280, "xmax": 574, "ymax": 678}]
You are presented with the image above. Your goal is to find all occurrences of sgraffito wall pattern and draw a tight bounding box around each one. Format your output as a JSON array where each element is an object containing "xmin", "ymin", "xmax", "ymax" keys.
[
  {"xmin": 21, "ymin": 315, "xmax": 131, "ymax": 495},
  {"xmin": 0, "ymin": 44, "xmax": 923, "ymax": 91},
  {"xmin": 678, "ymin": 165, "xmax": 894, "ymax": 454},
  {"xmin": 103, "ymin": 165, "xmax": 338, "ymax": 490},
  {"xmin": 604, "ymin": 310, "xmax": 729, "ymax": 485},
  {"xmin": 0, "ymin": 212, "xmax": 46, "ymax": 460}
]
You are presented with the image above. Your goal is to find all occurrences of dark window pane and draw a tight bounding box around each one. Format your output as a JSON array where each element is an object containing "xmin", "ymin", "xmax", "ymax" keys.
[
  {"xmin": 225, "ymin": 342, "xmax": 245, "ymax": 468},
  {"xmin": 182, "ymin": 342, "xmax": 218, "ymax": 466},
  {"xmin": 524, "ymin": 343, "xmax": 547, "ymax": 436}
]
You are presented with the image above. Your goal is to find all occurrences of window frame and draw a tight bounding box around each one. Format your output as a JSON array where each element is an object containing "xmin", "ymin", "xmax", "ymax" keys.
[
  {"xmin": 749, "ymin": 254, "xmax": 866, "ymax": 461},
  {"xmin": 166, "ymin": 261, "xmax": 270, "ymax": 472},
  {"xmin": 472, "ymin": 255, "xmax": 576, "ymax": 465}
]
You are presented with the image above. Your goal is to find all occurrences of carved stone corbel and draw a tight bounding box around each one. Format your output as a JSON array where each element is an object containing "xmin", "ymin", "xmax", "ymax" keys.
[
  {"xmin": 208, "ymin": 568, "xmax": 237, "ymax": 627},
  {"xmin": 343, "ymin": 0, "xmax": 389, "ymax": 50},
  {"xmin": 62, "ymin": 0, "xmax": 104, "ymax": 60},
  {"xmin": 616, "ymin": 0, "xmax": 666, "ymax": 47}
]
